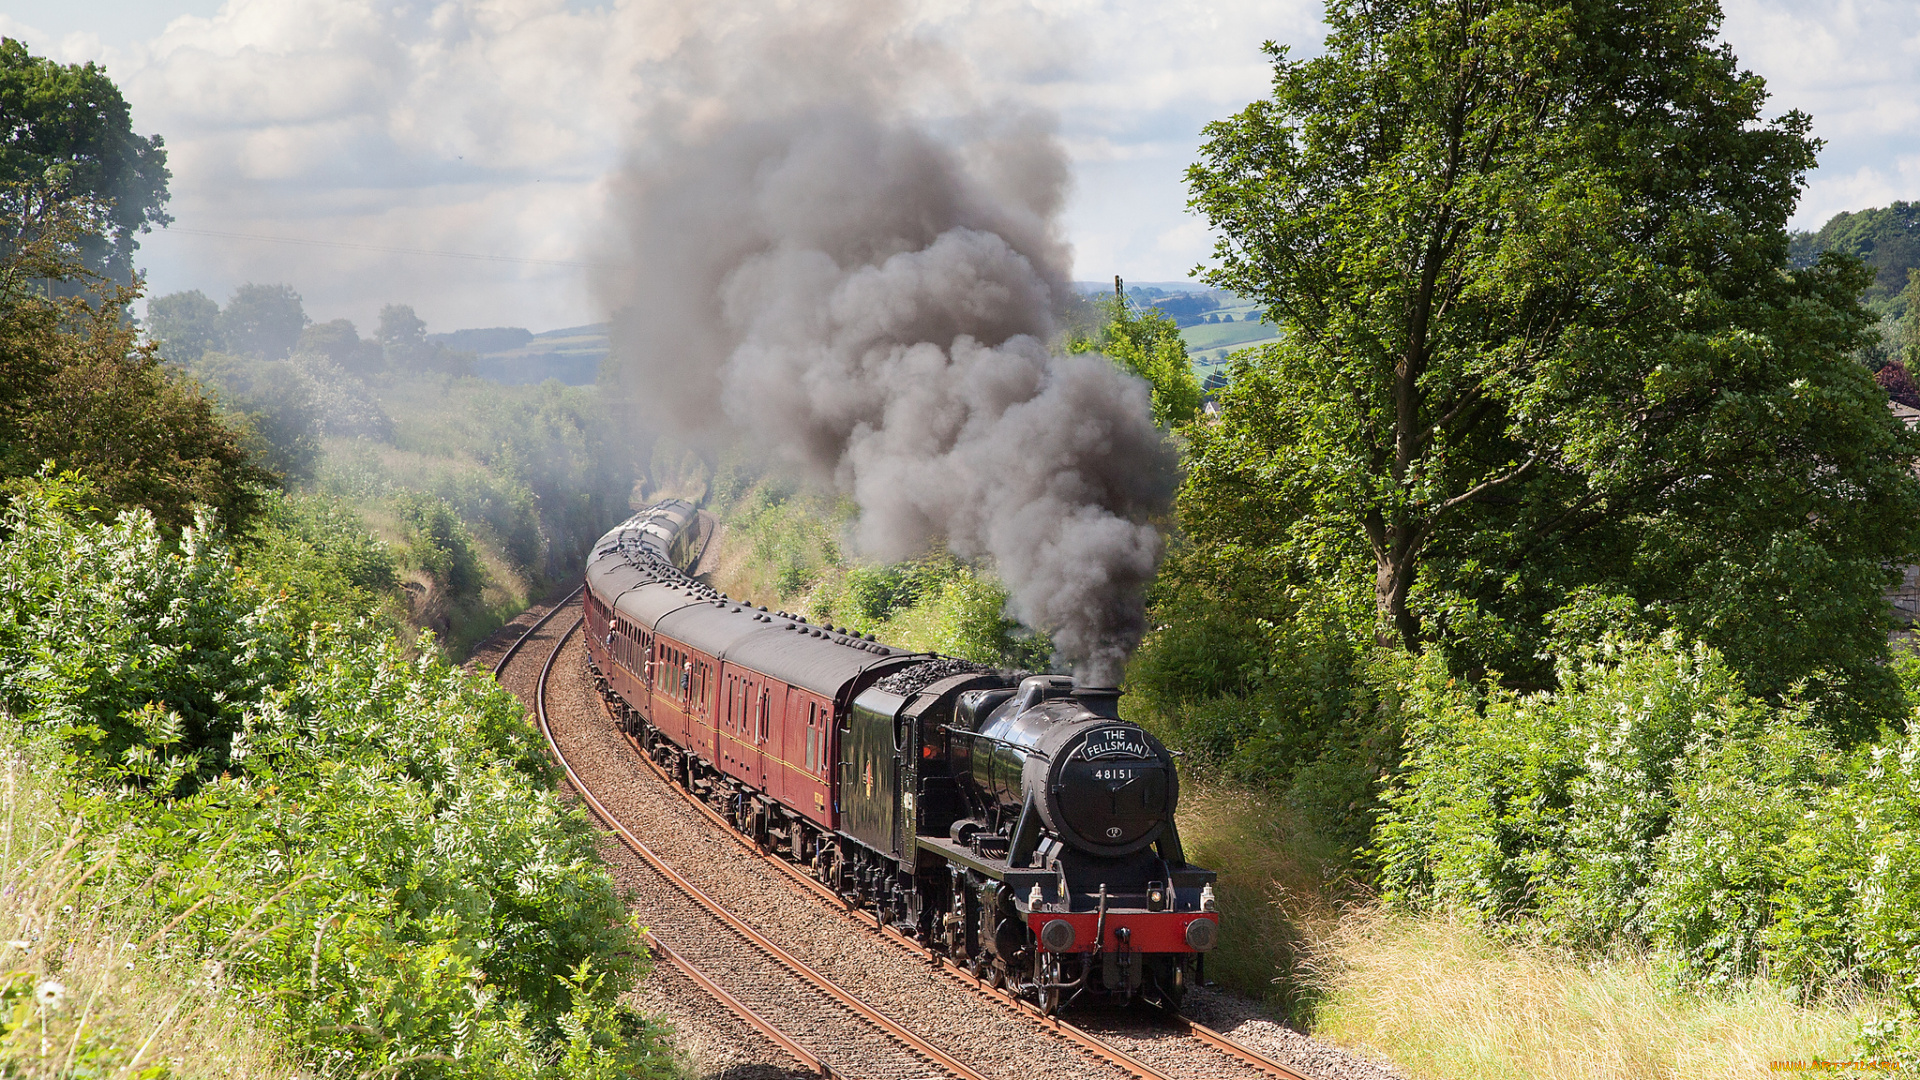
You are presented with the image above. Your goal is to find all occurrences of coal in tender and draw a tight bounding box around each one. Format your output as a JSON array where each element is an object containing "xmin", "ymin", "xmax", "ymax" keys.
[{"xmin": 874, "ymin": 657, "xmax": 996, "ymax": 698}]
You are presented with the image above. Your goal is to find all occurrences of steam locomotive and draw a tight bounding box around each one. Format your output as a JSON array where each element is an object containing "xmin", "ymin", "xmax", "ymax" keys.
[{"xmin": 582, "ymin": 501, "xmax": 1217, "ymax": 1013}]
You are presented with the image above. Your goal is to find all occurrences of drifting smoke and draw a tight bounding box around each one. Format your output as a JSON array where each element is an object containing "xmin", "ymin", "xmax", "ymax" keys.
[{"xmin": 598, "ymin": 2, "xmax": 1177, "ymax": 685}]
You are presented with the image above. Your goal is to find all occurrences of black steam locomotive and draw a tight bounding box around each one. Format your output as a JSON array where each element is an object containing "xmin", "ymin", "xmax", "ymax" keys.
[{"xmin": 583, "ymin": 501, "xmax": 1217, "ymax": 1013}]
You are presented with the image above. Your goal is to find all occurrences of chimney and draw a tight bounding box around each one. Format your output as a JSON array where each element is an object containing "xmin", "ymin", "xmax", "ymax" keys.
[{"xmin": 1072, "ymin": 685, "xmax": 1122, "ymax": 720}]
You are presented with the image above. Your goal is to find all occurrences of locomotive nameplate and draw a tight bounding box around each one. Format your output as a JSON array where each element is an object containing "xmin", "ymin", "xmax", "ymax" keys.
[{"xmin": 1079, "ymin": 727, "xmax": 1152, "ymax": 761}]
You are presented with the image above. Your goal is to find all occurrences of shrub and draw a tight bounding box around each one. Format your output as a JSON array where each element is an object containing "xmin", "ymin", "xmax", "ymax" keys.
[
  {"xmin": 1375, "ymin": 635, "xmax": 1777, "ymax": 950},
  {"xmin": 0, "ymin": 476, "xmax": 674, "ymax": 1079}
]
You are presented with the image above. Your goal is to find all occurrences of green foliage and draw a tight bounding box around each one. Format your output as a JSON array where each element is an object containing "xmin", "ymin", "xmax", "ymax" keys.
[
  {"xmin": 0, "ymin": 38, "xmax": 170, "ymax": 283},
  {"xmin": 900, "ymin": 567, "xmax": 1053, "ymax": 671},
  {"xmin": 711, "ymin": 473, "xmax": 1054, "ymax": 671},
  {"xmin": 380, "ymin": 302, "xmax": 429, "ymax": 347},
  {"xmin": 1376, "ymin": 636, "xmax": 1777, "ymax": 947},
  {"xmin": 1372, "ymin": 631, "xmax": 1920, "ymax": 1058},
  {"xmin": 1790, "ymin": 202, "xmax": 1920, "ymax": 319},
  {"xmin": 0, "ymin": 190, "xmax": 271, "ymax": 533},
  {"xmin": 379, "ymin": 304, "xmax": 471, "ymax": 375},
  {"xmin": 0, "ymin": 475, "xmax": 673, "ymax": 1079},
  {"xmin": 218, "ymin": 283, "xmax": 308, "ymax": 360},
  {"xmin": 240, "ymin": 489, "xmax": 401, "ymax": 628},
  {"xmin": 1182, "ymin": 0, "xmax": 1920, "ymax": 730},
  {"xmin": 1066, "ymin": 294, "xmax": 1204, "ymax": 428},
  {"xmin": 397, "ymin": 490, "xmax": 487, "ymax": 600},
  {"xmin": 297, "ymin": 316, "xmax": 385, "ymax": 374},
  {"xmin": 146, "ymin": 287, "xmax": 221, "ymax": 363},
  {"xmin": 189, "ymin": 350, "xmax": 324, "ymax": 481}
]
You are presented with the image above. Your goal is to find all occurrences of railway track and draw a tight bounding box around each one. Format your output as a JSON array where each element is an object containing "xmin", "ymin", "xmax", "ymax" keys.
[{"xmin": 496, "ymin": 595, "xmax": 1317, "ymax": 1080}]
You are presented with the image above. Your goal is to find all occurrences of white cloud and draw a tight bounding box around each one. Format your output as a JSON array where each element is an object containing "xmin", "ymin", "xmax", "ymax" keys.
[
  {"xmin": 18, "ymin": 0, "xmax": 1920, "ymax": 332},
  {"xmin": 1720, "ymin": 0, "xmax": 1920, "ymax": 228}
]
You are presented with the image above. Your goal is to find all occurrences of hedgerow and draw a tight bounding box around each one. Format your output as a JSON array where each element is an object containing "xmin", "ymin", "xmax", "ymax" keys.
[
  {"xmin": 0, "ymin": 475, "xmax": 673, "ymax": 1079},
  {"xmin": 1374, "ymin": 632, "xmax": 1920, "ymax": 1060}
]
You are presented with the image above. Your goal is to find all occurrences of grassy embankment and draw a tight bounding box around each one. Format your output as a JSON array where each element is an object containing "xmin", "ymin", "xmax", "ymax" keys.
[
  {"xmin": 701, "ymin": 479, "xmax": 1893, "ymax": 1080},
  {"xmin": 0, "ymin": 476, "xmax": 677, "ymax": 1079},
  {"xmin": 191, "ymin": 352, "xmax": 645, "ymax": 657}
]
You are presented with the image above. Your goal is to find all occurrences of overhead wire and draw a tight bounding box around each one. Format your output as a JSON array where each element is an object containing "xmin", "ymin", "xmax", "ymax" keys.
[{"xmin": 160, "ymin": 226, "xmax": 604, "ymax": 269}]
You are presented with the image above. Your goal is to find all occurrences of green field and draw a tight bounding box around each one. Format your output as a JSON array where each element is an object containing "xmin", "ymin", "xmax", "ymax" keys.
[
  {"xmin": 1178, "ymin": 297, "xmax": 1279, "ymax": 376},
  {"xmin": 466, "ymin": 322, "xmax": 609, "ymax": 385}
]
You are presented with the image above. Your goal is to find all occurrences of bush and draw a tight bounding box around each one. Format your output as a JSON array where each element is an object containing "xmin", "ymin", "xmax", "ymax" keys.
[
  {"xmin": 241, "ymin": 489, "xmax": 402, "ymax": 628},
  {"xmin": 1376, "ymin": 635, "xmax": 1777, "ymax": 949},
  {"xmin": 1373, "ymin": 629, "xmax": 1920, "ymax": 1061},
  {"xmin": 708, "ymin": 474, "xmax": 1056, "ymax": 671},
  {"xmin": 0, "ymin": 476, "xmax": 674, "ymax": 1078}
]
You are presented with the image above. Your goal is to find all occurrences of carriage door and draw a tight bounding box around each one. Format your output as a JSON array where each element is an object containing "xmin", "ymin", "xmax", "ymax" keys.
[{"xmin": 751, "ymin": 679, "xmax": 773, "ymax": 792}]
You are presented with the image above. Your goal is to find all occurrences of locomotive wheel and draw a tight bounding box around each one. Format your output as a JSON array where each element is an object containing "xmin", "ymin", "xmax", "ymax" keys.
[{"xmin": 1037, "ymin": 952, "xmax": 1064, "ymax": 1016}]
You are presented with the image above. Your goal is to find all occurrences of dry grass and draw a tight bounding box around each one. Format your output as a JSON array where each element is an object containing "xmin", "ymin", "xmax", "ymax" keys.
[
  {"xmin": 0, "ymin": 738, "xmax": 300, "ymax": 1079},
  {"xmin": 1305, "ymin": 912, "xmax": 1881, "ymax": 1079},
  {"xmin": 1172, "ymin": 782, "xmax": 1352, "ymax": 1015},
  {"xmin": 1173, "ymin": 779, "xmax": 1889, "ymax": 1078}
]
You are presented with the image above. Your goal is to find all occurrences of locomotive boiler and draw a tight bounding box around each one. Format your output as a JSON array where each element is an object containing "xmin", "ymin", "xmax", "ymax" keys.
[{"xmin": 583, "ymin": 502, "xmax": 1217, "ymax": 1013}]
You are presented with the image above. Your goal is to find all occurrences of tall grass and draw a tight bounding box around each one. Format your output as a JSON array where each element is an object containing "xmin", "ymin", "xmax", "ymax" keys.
[
  {"xmin": 0, "ymin": 730, "xmax": 296, "ymax": 1079},
  {"xmin": 1308, "ymin": 914, "xmax": 1880, "ymax": 1080},
  {"xmin": 1172, "ymin": 783, "xmax": 1350, "ymax": 1019}
]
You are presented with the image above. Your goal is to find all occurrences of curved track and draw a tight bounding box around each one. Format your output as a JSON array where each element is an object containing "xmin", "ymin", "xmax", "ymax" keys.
[{"xmin": 499, "ymin": 596, "xmax": 1317, "ymax": 1080}]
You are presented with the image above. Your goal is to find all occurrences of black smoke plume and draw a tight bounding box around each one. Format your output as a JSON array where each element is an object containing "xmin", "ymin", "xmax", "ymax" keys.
[{"xmin": 597, "ymin": 1, "xmax": 1177, "ymax": 684}]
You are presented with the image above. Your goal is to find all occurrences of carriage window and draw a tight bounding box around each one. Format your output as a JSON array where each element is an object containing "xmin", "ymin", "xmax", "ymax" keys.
[
  {"xmin": 805, "ymin": 704, "xmax": 817, "ymax": 770},
  {"xmin": 759, "ymin": 689, "xmax": 770, "ymax": 744}
]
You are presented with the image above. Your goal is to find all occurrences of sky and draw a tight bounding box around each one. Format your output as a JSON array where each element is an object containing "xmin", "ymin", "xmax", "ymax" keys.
[{"xmin": 3, "ymin": 0, "xmax": 1918, "ymax": 335}]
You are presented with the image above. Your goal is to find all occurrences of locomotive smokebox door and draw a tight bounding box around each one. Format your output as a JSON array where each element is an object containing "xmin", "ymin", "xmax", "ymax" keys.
[{"xmin": 842, "ymin": 687, "xmax": 909, "ymax": 858}]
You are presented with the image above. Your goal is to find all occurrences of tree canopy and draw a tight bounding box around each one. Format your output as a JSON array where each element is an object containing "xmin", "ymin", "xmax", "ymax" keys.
[
  {"xmin": 1183, "ymin": 0, "xmax": 1920, "ymax": 727},
  {"xmin": 218, "ymin": 282, "xmax": 308, "ymax": 360},
  {"xmin": 0, "ymin": 189, "xmax": 270, "ymax": 531},
  {"xmin": 0, "ymin": 39, "xmax": 169, "ymax": 283},
  {"xmin": 1068, "ymin": 283, "xmax": 1204, "ymax": 429},
  {"xmin": 1790, "ymin": 201, "xmax": 1920, "ymax": 318}
]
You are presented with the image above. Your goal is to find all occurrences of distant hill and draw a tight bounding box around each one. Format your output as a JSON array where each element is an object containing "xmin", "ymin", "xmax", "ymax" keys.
[
  {"xmin": 430, "ymin": 323, "xmax": 607, "ymax": 386},
  {"xmin": 1790, "ymin": 202, "xmax": 1920, "ymax": 319},
  {"xmin": 430, "ymin": 327, "xmax": 533, "ymax": 353}
]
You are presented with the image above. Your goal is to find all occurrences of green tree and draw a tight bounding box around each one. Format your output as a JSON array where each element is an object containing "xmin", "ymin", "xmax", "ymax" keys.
[
  {"xmin": 1789, "ymin": 201, "xmax": 1920, "ymax": 317},
  {"xmin": 144, "ymin": 288, "xmax": 220, "ymax": 362},
  {"xmin": 295, "ymin": 316, "xmax": 383, "ymax": 373},
  {"xmin": 378, "ymin": 301, "xmax": 471, "ymax": 375},
  {"xmin": 0, "ymin": 39, "xmax": 169, "ymax": 283},
  {"xmin": 217, "ymin": 282, "xmax": 307, "ymax": 359},
  {"xmin": 377, "ymin": 302, "xmax": 427, "ymax": 348},
  {"xmin": 0, "ymin": 188, "xmax": 270, "ymax": 531},
  {"xmin": 1184, "ymin": 0, "xmax": 1920, "ymax": 725},
  {"xmin": 187, "ymin": 350, "xmax": 322, "ymax": 481},
  {"xmin": 1899, "ymin": 269, "xmax": 1920, "ymax": 368},
  {"xmin": 1068, "ymin": 281, "xmax": 1204, "ymax": 428}
]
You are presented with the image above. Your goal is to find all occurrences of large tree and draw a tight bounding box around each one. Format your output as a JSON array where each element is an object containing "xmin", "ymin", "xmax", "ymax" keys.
[
  {"xmin": 1184, "ymin": 0, "xmax": 1920, "ymax": 725},
  {"xmin": 0, "ymin": 39, "xmax": 169, "ymax": 283}
]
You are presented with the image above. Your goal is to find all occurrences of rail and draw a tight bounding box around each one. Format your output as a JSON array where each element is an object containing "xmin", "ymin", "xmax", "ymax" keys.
[
  {"xmin": 526, "ymin": 609, "xmax": 995, "ymax": 1080},
  {"xmin": 609, "ymin": 681, "xmax": 1314, "ymax": 1080}
]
